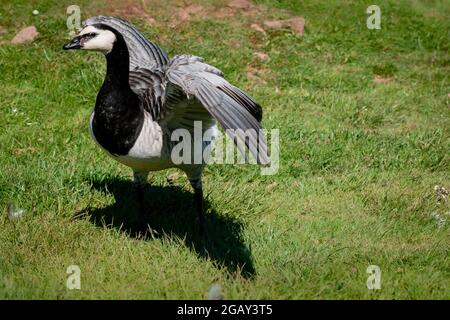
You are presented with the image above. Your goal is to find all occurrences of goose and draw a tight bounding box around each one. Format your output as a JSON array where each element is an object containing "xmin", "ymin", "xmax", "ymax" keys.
[{"xmin": 63, "ymin": 16, "xmax": 269, "ymax": 236}]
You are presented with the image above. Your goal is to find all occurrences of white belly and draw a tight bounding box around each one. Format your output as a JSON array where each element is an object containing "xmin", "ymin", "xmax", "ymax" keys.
[{"xmin": 89, "ymin": 111, "xmax": 217, "ymax": 173}]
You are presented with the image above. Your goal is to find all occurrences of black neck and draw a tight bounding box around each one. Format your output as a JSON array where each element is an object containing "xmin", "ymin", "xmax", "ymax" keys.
[
  {"xmin": 104, "ymin": 35, "xmax": 130, "ymax": 88},
  {"xmin": 92, "ymin": 31, "xmax": 144, "ymax": 156}
]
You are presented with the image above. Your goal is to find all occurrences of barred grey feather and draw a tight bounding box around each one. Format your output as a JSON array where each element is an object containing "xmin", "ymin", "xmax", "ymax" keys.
[
  {"xmin": 84, "ymin": 16, "xmax": 169, "ymax": 70},
  {"xmin": 165, "ymin": 55, "xmax": 269, "ymax": 165}
]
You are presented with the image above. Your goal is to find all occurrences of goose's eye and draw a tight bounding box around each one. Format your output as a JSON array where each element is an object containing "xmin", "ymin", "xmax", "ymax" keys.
[{"xmin": 84, "ymin": 32, "xmax": 97, "ymax": 38}]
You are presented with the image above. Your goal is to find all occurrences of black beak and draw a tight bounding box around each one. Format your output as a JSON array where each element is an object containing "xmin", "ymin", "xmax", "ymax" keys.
[{"xmin": 63, "ymin": 36, "xmax": 82, "ymax": 50}]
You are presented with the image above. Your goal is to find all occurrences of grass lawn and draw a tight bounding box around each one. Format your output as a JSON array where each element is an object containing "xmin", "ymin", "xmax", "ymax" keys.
[{"xmin": 0, "ymin": 0, "xmax": 449, "ymax": 299}]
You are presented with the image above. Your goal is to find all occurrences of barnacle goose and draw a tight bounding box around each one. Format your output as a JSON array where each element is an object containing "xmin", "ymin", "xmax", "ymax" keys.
[{"xmin": 63, "ymin": 16, "xmax": 269, "ymax": 235}]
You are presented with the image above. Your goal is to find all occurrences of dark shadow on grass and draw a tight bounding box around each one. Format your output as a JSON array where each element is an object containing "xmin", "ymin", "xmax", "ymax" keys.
[{"xmin": 74, "ymin": 176, "xmax": 255, "ymax": 278}]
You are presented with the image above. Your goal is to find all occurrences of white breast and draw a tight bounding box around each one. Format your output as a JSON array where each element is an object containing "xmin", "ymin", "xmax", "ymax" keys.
[
  {"xmin": 89, "ymin": 111, "xmax": 218, "ymax": 173},
  {"xmin": 89, "ymin": 111, "xmax": 172, "ymax": 172}
]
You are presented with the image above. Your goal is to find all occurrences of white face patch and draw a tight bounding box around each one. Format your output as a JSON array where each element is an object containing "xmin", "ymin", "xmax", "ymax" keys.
[{"xmin": 79, "ymin": 26, "xmax": 116, "ymax": 54}]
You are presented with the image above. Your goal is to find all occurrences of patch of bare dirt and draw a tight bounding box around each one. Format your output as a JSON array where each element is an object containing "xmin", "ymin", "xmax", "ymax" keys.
[
  {"xmin": 11, "ymin": 26, "xmax": 39, "ymax": 44},
  {"xmin": 213, "ymin": 7, "xmax": 235, "ymax": 19},
  {"xmin": 228, "ymin": 0, "xmax": 252, "ymax": 9},
  {"xmin": 104, "ymin": 0, "xmax": 303, "ymax": 38},
  {"xmin": 263, "ymin": 16, "xmax": 305, "ymax": 35},
  {"xmin": 250, "ymin": 23, "xmax": 266, "ymax": 35},
  {"xmin": 228, "ymin": 0, "xmax": 263, "ymax": 16},
  {"xmin": 107, "ymin": 0, "xmax": 156, "ymax": 25},
  {"xmin": 171, "ymin": 4, "xmax": 206, "ymax": 27},
  {"xmin": 169, "ymin": 0, "xmax": 265, "ymax": 25},
  {"xmin": 373, "ymin": 75, "xmax": 394, "ymax": 84},
  {"xmin": 253, "ymin": 52, "xmax": 269, "ymax": 62}
]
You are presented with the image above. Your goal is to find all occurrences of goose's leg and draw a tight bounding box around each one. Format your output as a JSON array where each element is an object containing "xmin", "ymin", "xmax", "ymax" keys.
[
  {"xmin": 133, "ymin": 170, "xmax": 149, "ymax": 218},
  {"xmin": 189, "ymin": 177, "xmax": 207, "ymax": 238}
]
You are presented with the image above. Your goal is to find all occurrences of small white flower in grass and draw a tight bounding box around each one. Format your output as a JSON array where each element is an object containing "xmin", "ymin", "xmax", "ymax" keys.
[
  {"xmin": 206, "ymin": 283, "xmax": 224, "ymax": 300},
  {"xmin": 32, "ymin": 10, "xmax": 39, "ymax": 16},
  {"xmin": 11, "ymin": 108, "xmax": 18, "ymax": 114},
  {"xmin": 7, "ymin": 202, "xmax": 24, "ymax": 222}
]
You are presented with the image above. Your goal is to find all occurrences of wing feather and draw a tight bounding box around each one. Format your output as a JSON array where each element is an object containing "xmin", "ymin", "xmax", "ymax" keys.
[{"xmin": 165, "ymin": 55, "xmax": 269, "ymax": 165}]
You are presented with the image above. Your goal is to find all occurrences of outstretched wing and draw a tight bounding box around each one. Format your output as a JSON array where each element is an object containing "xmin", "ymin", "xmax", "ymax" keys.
[
  {"xmin": 84, "ymin": 16, "xmax": 169, "ymax": 71},
  {"xmin": 128, "ymin": 65, "xmax": 217, "ymax": 134},
  {"xmin": 163, "ymin": 55, "xmax": 269, "ymax": 165}
]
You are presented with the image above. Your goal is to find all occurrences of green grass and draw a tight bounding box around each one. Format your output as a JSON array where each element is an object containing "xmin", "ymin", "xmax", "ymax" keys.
[{"xmin": 0, "ymin": 0, "xmax": 449, "ymax": 299}]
